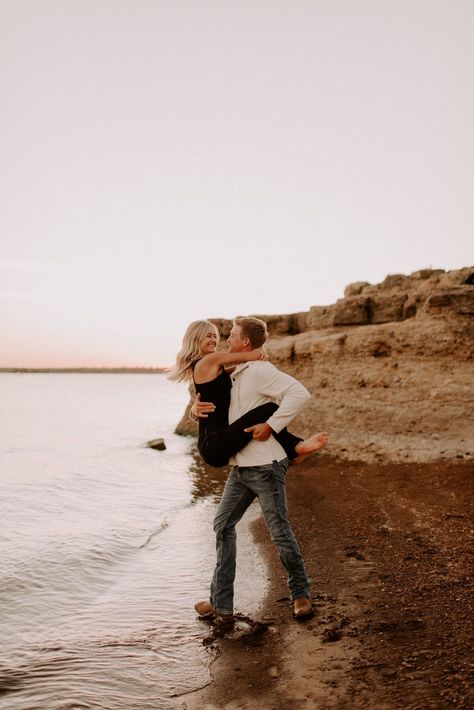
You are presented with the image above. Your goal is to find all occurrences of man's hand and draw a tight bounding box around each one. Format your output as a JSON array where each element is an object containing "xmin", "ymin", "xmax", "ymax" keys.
[
  {"xmin": 190, "ymin": 392, "xmax": 215, "ymax": 419},
  {"xmin": 244, "ymin": 423, "xmax": 273, "ymax": 441}
]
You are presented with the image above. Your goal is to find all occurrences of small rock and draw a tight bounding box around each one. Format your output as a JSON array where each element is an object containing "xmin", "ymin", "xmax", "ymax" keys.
[
  {"xmin": 147, "ymin": 438, "xmax": 166, "ymax": 451},
  {"xmin": 322, "ymin": 628, "xmax": 343, "ymax": 643}
]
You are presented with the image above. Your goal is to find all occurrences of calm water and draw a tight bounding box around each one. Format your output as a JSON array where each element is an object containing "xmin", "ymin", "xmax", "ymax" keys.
[{"xmin": 0, "ymin": 374, "xmax": 266, "ymax": 709}]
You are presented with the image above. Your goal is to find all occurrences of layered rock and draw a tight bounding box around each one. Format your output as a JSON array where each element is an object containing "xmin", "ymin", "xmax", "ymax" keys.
[{"xmin": 176, "ymin": 267, "xmax": 474, "ymax": 463}]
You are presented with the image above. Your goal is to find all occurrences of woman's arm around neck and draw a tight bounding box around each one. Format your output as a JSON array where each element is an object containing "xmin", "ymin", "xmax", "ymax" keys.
[{"xmin": 193, "ymin": 350, "xmax": 264, "ymax": 384}]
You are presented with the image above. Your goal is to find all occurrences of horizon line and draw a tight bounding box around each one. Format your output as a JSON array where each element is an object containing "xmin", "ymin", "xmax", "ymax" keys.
[{"xmin": 0, "ymin": 366, "xmax": 169, "ymax": 373}]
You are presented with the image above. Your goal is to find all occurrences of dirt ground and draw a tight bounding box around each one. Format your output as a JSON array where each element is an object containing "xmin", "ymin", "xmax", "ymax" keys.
[{"xmin": 184, "ymin": 457, "xmax": 473, "ymax": 710}]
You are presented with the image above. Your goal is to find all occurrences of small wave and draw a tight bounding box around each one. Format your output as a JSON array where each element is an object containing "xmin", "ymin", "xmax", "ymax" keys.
[
  {"xmin": 0, "ymin": 665, "xmax": 27, "ymax": 695},
  {"xmin": 0, "ymin": 630, "xmax": 212, "ymax": 710},
  {"xmin": 137, "ymin": 499, "xmax": 195, "ymax": 550},
  {"xmin": 139, "ymin": 520, "xmax": 169, "ymax": 549}
]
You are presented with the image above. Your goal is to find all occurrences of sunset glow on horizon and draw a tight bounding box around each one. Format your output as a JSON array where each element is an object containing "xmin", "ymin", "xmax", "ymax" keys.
[{"xmin": 2, "ymin": 1, "xmax": 473, "ymax": 369}]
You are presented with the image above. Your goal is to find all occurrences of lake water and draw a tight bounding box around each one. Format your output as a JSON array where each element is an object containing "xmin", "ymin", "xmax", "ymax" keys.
[{"xmin": 0, "ymin": 374, "xmax": 267, "ymax": 709}]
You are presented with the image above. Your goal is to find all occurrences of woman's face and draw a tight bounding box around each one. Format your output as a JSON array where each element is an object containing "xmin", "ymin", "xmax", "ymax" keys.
[{"xmin": 200, "ymin": 326, "xmax": 219, "ymax": 355}]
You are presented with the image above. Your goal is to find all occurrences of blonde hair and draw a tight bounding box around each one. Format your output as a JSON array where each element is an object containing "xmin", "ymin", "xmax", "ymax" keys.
[
  {"xmin": 167, "ymin": 320, "xmax": 219, "ymax": 382},
  {"xmin": 233, "ymin": 316, "xmax": 268, "ymax": 348}
]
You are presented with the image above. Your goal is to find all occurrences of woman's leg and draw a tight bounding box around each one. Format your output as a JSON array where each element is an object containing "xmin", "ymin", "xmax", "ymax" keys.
[
  {"xmin": 273, "ymin": 429, "xmax": 303, "ymax": 460},
  {"xmin": 199, "ymin": 403, "xmax": 301, "ymax": 466},
  {"xmin": 225, "ymin": 405, "xmax": 302, "ymax": 460}
]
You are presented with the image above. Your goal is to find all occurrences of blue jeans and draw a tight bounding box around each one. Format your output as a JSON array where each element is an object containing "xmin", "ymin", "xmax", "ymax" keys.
[{"xmin": 210, "ymin": 458, "xmax": 311, "ymax": 614}]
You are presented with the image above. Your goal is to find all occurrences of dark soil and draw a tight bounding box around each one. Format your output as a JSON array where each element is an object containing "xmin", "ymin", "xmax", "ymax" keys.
[{"xmin": 185, "ymin": 457, "xmax": 473, "ymax": 709}]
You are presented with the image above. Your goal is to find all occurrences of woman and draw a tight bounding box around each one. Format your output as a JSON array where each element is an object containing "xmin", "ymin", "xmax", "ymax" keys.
[{"xmin": 169, "ymin": 320, "xmax": 328, "ymax": 467}]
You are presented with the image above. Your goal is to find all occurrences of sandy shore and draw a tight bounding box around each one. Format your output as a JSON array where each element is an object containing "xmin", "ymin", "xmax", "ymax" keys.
[{"xmin": 183, "ymin": 457, "xmax": 473, "ymax": 710}]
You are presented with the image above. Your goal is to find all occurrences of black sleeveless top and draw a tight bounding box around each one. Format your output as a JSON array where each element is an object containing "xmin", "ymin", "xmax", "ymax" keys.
[{"xmin": 193, "ymin": 368, "xmax": 232, "ymax": 429}]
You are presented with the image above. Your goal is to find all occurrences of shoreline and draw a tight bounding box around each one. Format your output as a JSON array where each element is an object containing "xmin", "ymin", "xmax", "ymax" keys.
[
  {"xmin": 184, "ymin": 456, "xmax": 473, "ymax": 709},
  {"xmin": 0, "ymin": 367, "xmax": 167, "ymax": 374}
]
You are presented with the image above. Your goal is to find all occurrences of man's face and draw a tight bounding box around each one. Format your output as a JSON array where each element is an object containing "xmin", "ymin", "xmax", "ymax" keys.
[{"xmin": 227, "ymin": 324, "xmax": 250, "ymax": 353}]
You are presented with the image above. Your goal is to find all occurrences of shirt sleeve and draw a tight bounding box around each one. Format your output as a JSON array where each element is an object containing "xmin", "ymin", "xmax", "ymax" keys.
[{"xmin": 252, "ymin": 362, "xmax": 311, "ymax": 433}]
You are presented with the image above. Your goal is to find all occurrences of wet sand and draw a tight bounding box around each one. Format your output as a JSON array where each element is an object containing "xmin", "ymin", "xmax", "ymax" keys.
[{"xmin": 184, "ymin": 457, "xmax": 473, "ymax": 709}]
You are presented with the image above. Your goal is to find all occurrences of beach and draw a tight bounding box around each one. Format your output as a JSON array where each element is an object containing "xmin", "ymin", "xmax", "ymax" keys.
[
  {"xmin": 1, "ymin": 382, "xmax": 472, "ymax": 708},
  {"xmin": 177, "ymin": 267, "xmax": 474, "ymax": 708},
  {"xmin": 185, "ymin": 456, "xmax": 473, "ymax": 709}
]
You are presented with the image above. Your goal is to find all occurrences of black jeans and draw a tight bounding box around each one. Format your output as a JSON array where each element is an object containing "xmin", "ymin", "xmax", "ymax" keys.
[{"xmin": 198, "ymin": 402, "xmax": 302, "ymax": 468}]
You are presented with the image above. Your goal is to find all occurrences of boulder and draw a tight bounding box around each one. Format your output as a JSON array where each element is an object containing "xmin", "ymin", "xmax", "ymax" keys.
[
  {"xmin": 175, "ymin": 384, "xmax": 199, "ymax": 436},
  {"xmin": 210, "ymin": 313, "xmax": 307, "ymax": 338},
  {"xmin": 344, "ymin": 281, "xmax": 370, "ymax": 298},
  {"xmin": 252, "ymin": 313, "xmax": 302, "ymax": 336},
  {"xmin": 423, "ymin": 286, "xmax": 474, "ymax": 316},
  {"xmin": 370, "ymin": 293, "xmax": 408, "ymax": 323},
  {"xmin": 209, "ymin": 318, "xmax": 232, "ymax": 338},
  {"xmin": 438, "ymin": 267, "xmax": 474, "ymax": 287},
  {"xmin": 333, "ymin": 296, "xmax": 370, "ymax": 325},
  {"xmin": 307, "ymin": 305, "xmax": 335, "ymax": 330},
  {"xmin": 380, "ymin": 274, "xmax": 410, "ymax": 290},
  {"xmin": 410, "ymin": 268, "xmax": 445, "ymax": 281}
]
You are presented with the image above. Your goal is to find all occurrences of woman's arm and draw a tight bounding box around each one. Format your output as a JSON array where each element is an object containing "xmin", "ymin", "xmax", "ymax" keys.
[
  {"xmin": 194, "ymin": 349, "xmax": 265, "ymax": 384},
  {"xmin": 211, "ymin": 350, "xmax": 265, "ymax": 366}
]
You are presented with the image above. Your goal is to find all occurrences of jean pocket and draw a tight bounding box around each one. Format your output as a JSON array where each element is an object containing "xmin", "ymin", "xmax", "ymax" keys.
[{"xmin": 272, "ymin": 459, "xmax": 288, "ymax": 484}]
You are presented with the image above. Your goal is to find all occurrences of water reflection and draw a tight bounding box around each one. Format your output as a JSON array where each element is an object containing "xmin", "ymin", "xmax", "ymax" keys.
[{"xmin": 187, "ymin": 445, "xmax": 230, "ymax": 502}]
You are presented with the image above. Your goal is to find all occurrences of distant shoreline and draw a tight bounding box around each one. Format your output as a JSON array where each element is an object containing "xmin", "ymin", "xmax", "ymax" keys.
[{"xmin": 0, "ymin": 367, "xmax": 168, "ymax": 374}]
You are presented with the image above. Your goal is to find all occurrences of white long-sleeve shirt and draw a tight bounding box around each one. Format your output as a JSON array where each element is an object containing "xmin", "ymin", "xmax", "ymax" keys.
[{"xmin": 228, "ymin": 361, "xmax": 311, "ymax": 467}]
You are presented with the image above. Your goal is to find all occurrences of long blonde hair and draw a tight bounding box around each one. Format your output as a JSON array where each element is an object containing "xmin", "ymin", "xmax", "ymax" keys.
[{"xmin": 168, "ymin": 320, "xmax": 219, "ymax": 382}]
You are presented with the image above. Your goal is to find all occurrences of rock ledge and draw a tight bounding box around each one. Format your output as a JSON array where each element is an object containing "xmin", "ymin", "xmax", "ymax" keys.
[{"xmin": 176, "ymin": 267, "xmax": 474, "ymax": 463}]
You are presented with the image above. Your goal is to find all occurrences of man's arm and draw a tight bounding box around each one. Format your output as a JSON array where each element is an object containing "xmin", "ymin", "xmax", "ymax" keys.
[{"xmin": 245, "ymin": 362, "xmax": 310, "ymax": 436}]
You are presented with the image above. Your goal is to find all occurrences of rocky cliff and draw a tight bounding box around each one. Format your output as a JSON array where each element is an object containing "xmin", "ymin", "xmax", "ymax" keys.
[{"xmin": 176, "ymin": 267, "xmax": 474, "ymax": 463}]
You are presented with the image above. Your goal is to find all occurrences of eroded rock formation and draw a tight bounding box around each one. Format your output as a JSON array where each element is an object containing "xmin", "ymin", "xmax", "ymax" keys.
[{"xmin": 176, "ymin": 267, "xmax": 474, "ymax": 463}]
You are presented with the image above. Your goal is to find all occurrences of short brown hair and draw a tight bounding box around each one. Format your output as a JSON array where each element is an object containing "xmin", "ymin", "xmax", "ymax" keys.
[{"xmin": 233, "ymin": 316, "xmax": 268, "ymax": 348}]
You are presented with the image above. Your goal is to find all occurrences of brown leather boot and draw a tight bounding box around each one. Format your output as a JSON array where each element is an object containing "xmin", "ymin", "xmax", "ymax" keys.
[
  {"xmin": 194, "ymin": 600, "xmax": 215, "ymax": 618},
  {"xmin": 194, "ymin": 600, "xmax": 234, "ymax": 623},
  {"xmin": 293, "ymin": 597, "xmax": 314, "ymax": 620}
]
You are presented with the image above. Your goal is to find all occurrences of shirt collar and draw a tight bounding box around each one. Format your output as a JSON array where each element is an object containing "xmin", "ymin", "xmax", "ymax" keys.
[{"xmin": 232, "ymin": 362, "xmax": 250, "ymax": 377}]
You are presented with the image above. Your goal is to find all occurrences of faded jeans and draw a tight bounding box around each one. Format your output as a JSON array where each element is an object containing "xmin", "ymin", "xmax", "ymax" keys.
[{"xmin": 210, "ymin": 458, "xmax": 310, "ymax": 614}]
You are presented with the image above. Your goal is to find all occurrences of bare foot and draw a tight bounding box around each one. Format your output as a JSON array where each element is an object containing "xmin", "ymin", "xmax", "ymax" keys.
[{"xmin": 293, "ymin": 432, "xmax": 328, "ymax": 464}]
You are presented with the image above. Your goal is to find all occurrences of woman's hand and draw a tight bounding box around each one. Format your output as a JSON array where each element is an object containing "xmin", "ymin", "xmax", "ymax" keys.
[
  {"xmin": 190, "ymin": 392, "xmax": 215, "ymax": 420},
  {"xmin": 248, "ymin": 347, "xmax": 268, "ymax": 362}
]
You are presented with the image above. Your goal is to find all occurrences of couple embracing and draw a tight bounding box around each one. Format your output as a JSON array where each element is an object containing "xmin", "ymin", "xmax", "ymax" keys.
[{"xmin": 169, "ymin": 316, "xmax": 328, "ymax": 622}]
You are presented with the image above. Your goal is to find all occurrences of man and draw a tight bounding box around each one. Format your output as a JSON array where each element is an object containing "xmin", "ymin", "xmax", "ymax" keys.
[{"xmin": 192, "ymin": 316, "xmax": 323, "ymax": 622}]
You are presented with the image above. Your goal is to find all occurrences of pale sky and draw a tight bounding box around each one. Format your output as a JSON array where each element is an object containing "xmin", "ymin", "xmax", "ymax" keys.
[{"xmin": 1, "ymin": 0, "xmax": 473, "ymax": 368}]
